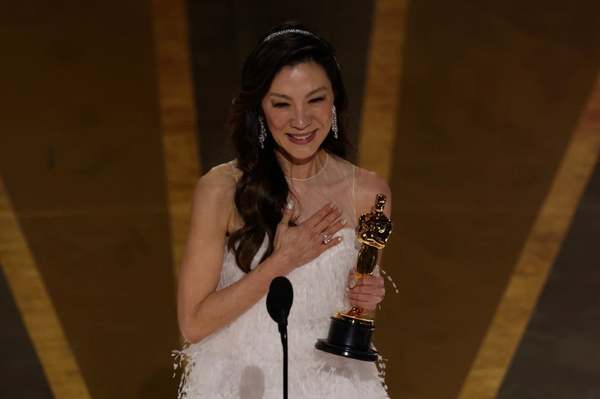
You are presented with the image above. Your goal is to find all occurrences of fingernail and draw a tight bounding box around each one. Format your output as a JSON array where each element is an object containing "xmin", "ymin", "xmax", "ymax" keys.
[
  {"xmin": 286, "ymin": 199, "xmax": 294, "ymax": 210},
  {"xmin": 341, "ymin": 218, "xmax": 347, "ymax": 225}
]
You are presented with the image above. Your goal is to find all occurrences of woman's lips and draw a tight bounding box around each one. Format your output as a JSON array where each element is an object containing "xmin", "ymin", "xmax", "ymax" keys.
[{"xmin": 286, "ymin": 129, "xmax": 317, "ymax": 145}]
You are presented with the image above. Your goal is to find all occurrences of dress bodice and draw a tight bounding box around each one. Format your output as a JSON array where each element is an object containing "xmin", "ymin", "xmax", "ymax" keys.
[
  {"xmin": 174, "ymin": 153, "xmax": 389, "ymax": 398},
  {"xmin": 218, "ymin": 226, "xmax": 358, "ymax": 328}
]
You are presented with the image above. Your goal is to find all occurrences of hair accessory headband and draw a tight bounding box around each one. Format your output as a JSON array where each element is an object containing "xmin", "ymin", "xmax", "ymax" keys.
[
  {"xmin": 263, "ymin": 29, "xmax": 317, "ymax": 42},
  {"xmin": 262, "ymin": 28, "xmax": 341, "ymax": 70}
]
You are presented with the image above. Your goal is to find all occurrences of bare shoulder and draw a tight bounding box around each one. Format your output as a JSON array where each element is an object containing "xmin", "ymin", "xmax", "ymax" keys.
[
  {"xmin": 191, "ymin": 160, "xmax": 239, "ymax": 223},
  {"xmin": 196, "ymin": 160, "xmax": 240, "ymax": 194},
  {"xmin": 355, "ymin": 166, "xmax": 392, "ymax": 217}
]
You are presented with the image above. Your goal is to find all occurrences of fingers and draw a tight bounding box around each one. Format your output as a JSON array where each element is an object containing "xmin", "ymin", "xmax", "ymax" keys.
[
  {"xmin": 348, "ymin": 281, "xmax": 383, "ymax": 300},
  {"xmin": 347, "ymin": 274, "xmax": 384, "ymax": 288},
  {"xmin": 279, "ymin": 198, "xmax": 294, "ymax": 226},
  {"xmin": 347, "ymin": 275, "xmax": 385, "ymax": 311},
  {"xmin": 347, "ymin": 297, "xmax": 378, "ymax": 312},
  {"xmin": 348, "ymin": 285, "xmax": 385, "ymax": 297},
  {"xmin": 347, "ymin": 268, "xmax": 359, "ymax": 289},
  {"xmin": 312, "ymin": 205, "xmax": 342, "ymax": 234},
  {"xmin": 298, "ymin": 203, "xmax": 344, "ymax": 250},
  {"xmin": 347, "ymin": 289, "xmax": 385, "ymax": 312},
  {"xmin": 302, "ymin": 203, "xmax": 337, "ymax": 228},
  {"xmin": 357, "ymin": 275, "xmax": 385, "ymax": 288},
  {"xmin": 319, "ymin": 219, "xmax": 346, "ymax": 243},
  {"xmin": 318, "ymin": 234, "xmax": 343, "ymax": 251}
]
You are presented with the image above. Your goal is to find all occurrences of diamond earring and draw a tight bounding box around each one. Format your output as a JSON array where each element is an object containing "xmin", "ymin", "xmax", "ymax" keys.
[
  {"xmin": 331, "ymin": 105, "xmax": 338, "ymax": 139},
  {"xmin": 258, "ymin": 115, "xmax": 267, "ymax": 149}
]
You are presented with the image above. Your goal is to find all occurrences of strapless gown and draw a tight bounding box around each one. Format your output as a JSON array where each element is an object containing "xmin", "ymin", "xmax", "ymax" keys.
[{"xmin": 174, "ymin": 227, "xmax": 389, "ymax": 398}]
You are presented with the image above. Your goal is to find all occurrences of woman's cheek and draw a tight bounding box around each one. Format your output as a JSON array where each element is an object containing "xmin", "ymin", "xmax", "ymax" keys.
[
  {"xmin": 267, "ymin": 111, "xmax": 289, "ymax": 132},
  {"xmin": 315, "ymin": 105, "xmax": 331, "ymax": 127}
]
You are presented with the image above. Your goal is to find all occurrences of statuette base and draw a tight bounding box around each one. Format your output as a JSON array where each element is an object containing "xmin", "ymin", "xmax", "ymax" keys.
[{"xmin": 315, "ymin": 314, "xmax": 378, "ymax": 362}]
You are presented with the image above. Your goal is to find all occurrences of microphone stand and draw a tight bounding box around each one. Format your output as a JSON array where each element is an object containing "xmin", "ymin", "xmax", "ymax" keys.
[
  {"xmin": 279, "ymin": 313, "xmax": 288, "ymax": 399},
  {"xmin": 266, "ymin": 276, "xmax": 293, "ymax": 399}
]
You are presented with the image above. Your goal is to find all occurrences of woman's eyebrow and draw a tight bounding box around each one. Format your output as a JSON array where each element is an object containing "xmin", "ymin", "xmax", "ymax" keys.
[{"xmin": 269, "ymin": 86, "xmax": 327, "ymax": 100}]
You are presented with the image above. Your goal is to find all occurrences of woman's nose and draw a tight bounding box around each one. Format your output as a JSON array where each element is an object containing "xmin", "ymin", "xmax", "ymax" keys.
[{"xmin": 290, "ymin": 106, "xmax": 311, "ymax": 130}]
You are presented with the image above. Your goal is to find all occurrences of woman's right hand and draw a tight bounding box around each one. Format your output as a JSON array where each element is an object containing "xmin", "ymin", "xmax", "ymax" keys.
[{"xmin": 272, "ymin": 200, "xmax": 346, "ymax": 273}]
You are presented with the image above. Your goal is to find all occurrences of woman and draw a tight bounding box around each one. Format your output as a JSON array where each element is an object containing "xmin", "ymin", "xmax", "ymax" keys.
[{"xmin": 175, "ymin": 22, "xmax": 392, "ymax": 398}]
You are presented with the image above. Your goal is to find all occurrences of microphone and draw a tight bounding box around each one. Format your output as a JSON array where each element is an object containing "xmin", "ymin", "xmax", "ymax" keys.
[
  {"xmin": 266, "ymin": 276, "xmax": 294, "ymax": 333},
  {"xmin": 266, "ymin": 276, "xmax": 293, "ymax": 399}
]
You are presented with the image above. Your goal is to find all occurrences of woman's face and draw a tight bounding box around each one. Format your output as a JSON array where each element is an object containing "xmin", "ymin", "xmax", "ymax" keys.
[{"xmin": 261, "ymin": 61, "xmax": 334, "ymax": 162}]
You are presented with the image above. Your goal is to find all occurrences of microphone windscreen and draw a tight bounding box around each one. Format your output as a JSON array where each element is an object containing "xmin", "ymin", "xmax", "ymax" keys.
[{"xmin": 266, "ymin": 276, "xmax": 293, "ymax": 325}]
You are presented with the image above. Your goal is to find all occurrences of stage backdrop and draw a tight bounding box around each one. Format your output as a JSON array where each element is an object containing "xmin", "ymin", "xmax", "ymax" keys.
[{"xmin": 1, "ymin": 1, "xmax": 599, "ymax": 398}]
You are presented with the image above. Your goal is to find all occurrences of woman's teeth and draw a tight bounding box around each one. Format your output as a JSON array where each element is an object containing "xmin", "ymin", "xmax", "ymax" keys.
[
  {"xmin": 286, "ymin": 130, "xmax": 317, "ymax": 144},
  {"xmin": 289, "ymin": 132, "xmax": 312, "ymax": 139}
]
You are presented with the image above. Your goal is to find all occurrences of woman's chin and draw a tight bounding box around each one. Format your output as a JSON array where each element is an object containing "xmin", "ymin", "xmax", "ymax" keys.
[
  {"xmin": 276, "ymin": 136, "xmax": 326, "ymax": 163},
  {"xmin": 277, "ymin": 145, "xmax": 321, "ymax": 163}
]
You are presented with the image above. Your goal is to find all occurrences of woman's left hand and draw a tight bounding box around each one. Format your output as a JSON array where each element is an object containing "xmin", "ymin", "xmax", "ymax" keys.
[{"xmin": 347, "ymin": 270, "xmax": 385, "ymax": 312}]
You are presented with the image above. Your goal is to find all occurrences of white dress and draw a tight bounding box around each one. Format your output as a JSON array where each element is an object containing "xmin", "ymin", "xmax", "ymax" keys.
[{"xmin": 174, "ymin": 153, "xmax": 390, "ymax": 399}]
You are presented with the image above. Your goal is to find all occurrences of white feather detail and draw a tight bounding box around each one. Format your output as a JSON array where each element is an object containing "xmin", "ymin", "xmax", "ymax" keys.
[{"xmin": 173, "ymin": 228, "xmax": 390, "ymax": 398}]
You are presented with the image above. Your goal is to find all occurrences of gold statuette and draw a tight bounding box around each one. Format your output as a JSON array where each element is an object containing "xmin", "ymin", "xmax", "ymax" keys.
[
  {"xmin": 315, "ymin": 193, "xmax": 393, "ymax": 361},
  {"xmin": 344, "ymin": 193, "xmax": 392, "ymax": 320}
]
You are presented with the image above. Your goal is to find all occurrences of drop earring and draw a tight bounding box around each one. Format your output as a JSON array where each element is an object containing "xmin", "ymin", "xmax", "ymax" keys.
[
  {"xmin": 258, "ymin": 115, "xmax": 267, "ymax": 149},
  {"xmin": 331, "ymin": 105, "xmax": 338, "ymax": 139}
]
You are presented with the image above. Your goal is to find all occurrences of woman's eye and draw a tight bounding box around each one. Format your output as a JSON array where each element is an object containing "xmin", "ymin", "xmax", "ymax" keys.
[
  {"xmin": 273, "ymin": 102, "xmax": 289, "ymax": 108},
  {"xmin": 309, "ymin": 97, "xmax": 325, "ymax": 103}
]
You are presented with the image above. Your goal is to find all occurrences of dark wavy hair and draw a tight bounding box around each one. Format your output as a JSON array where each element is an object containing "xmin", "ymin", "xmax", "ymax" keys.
[{"xmin": 227, "ymin": 22, "xmax": 351, "ymax": 273}]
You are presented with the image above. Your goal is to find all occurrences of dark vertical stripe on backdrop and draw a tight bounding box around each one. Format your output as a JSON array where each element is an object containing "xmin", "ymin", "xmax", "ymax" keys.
[
  {"xmin": 499, "ymin": 159, "xmax": 600, "ymax": 398},
  {"xmin": 0, "ymin": 267, "xmax": 53, "ymax": 399}
]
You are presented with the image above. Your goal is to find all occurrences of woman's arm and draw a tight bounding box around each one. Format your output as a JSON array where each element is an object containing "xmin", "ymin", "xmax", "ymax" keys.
[
  {"xmin": 177, "ymin": 164, "xmax": 345, "ymax": 343},
  {"xmin": 176, "ymin": 166, "xmax": 288, "ymax": 343}
]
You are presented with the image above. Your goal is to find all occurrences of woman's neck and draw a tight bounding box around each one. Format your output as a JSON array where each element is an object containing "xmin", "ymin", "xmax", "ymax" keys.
[{"xmin": 276, "ymin": 149, "xmax": 327, "ymax": 180}]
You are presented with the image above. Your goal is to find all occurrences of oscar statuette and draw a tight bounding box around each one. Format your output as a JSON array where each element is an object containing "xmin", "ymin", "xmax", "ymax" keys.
[{"xmin": 315, "ymin": 193, "xmax": 393, "ymax": 361}]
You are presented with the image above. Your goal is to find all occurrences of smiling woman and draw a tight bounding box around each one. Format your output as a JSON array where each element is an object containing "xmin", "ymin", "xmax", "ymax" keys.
[
  {"xmin": 262, "ymin": 63, "xmax": 333, "ymax": 162},
  {"xmin": 174, "ymin": 22, "xmax": 392, "ymax": 399}
]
